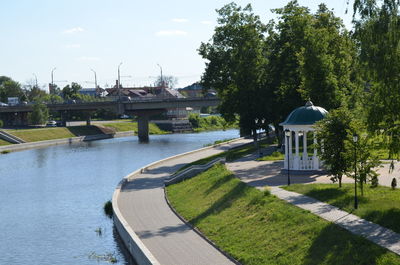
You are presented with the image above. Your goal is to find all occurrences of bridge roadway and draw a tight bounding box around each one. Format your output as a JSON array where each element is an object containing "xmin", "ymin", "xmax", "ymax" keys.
[
  {"xmin": 0, "ymin": 97, "xmax": 219, "ymax": 113},
  {"xmin": 116, "ymin": 138, "xmax": 252, "ymax": 265},
  {"xmin": 0, "ymin": 97, "xmax": 219, "ymax": 141}
]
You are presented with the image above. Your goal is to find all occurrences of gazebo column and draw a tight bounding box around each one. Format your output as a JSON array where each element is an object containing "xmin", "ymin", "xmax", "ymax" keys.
[
  {"xmin": 313, "ymin": 131, "xmax": 319, "ymax": 170},
  {"xmin": 284, "ymin": 131, "xmax": 288, "ymax": 169},
  {"xmin": 294, "ymin": 131, "xmax": 300, "ymax": 170},
  {"xmin": 303, "ymin": 130, "xmax": 308, "ymax": 169}
]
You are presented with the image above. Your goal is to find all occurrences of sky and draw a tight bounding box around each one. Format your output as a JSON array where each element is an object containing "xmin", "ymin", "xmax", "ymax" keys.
[{"xmin": 0, "ymin": 0, "xmax": 354, "ymax": 91}]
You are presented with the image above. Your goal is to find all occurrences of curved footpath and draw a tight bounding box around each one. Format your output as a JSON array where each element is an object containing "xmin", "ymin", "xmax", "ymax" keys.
[{"xmin": 113, "ymin": 138, "xmax": 252, "ymax": 265}]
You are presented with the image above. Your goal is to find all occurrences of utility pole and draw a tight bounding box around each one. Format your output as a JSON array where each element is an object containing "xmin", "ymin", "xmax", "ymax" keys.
[{"xmin": 118, "ymin": 62, "xmax": 122, "ymax": 102}]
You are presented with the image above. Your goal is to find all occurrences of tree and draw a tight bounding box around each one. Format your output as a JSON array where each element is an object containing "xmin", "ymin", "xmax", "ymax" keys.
[
  {"xmin": 62, "ymin": 82, "xmax": 82, "ymax": 99},
  {"xmin": 29, "ymin": 102, "xmax": 49, "ymax": 125},
  {"xmin": 298, "ymin": 4, "xmax": 359, "ymax": 110},
  {"xmin": 199, "ymin": 3, "xmax": 269, "ymax": 137},
  {"xmin": 315, "ymin": 108, "xmax": 353, "ymax": 187},
  {"xmin": 154, "ymin": 75, "xmax": 178, "ymax": 88},
  {"xmin": 267, "ymin": 1, "xmax": 359, "ymax": 143},
  {"xmin": 0, "ymin": 76, "xmax": 24, "ymax": 103},
  {"xmin": 353, "ymin": 0, "xmax": 400, "ymax": 159}
]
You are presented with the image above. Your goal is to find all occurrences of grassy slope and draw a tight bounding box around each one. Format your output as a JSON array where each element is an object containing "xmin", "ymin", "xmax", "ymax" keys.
[
  {"xmin": 8, "ymin": 126, "xmax": 102, "ymax": 142},
  {"xmin": 0, "ymin": 139, "xmax": 12, "ymax": 146},
  {"xmin": 285, "ymin": 183, "xmax": 400, "ymax": 234},
  {"xmin": 102, "ymin": 122, "xmax": 167, "ymax": 134},
  {"xmin": 166, "ymin": 164, "xmax": 400, "ymax": 265}
]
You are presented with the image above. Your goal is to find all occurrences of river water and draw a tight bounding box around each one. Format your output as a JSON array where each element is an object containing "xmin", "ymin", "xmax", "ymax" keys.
[{"xmin": 0, "ymin": 130, "xmax": 239, "ymax": 265}]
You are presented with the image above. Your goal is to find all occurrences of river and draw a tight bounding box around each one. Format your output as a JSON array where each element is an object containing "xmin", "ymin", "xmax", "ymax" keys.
[{"xmin": 0, "ymin": 130, "xmax": 239, "ymax": 265}]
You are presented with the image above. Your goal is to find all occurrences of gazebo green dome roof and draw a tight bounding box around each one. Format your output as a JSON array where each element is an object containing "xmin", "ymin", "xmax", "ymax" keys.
[{"xmin": 280, "ymin": 101, "xmax": 328, "ymax": 125}]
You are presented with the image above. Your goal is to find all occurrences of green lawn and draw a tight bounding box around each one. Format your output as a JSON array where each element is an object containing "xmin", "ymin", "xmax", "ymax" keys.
[
  {"xmin": 0, "ymin": 139, "xmax": 12, "ymax": 146},
  {"xmin": 7, "ymin": 126, "xmax": 103, "ymax": 142},
  {"xmin": 257, "ymin": 150, "xmax": 285, "ymax": 161},
  {"xmin": 102, "ymin": 122, "xmax": 167, "ymax": 135},
  {"xmin": 284, "ymin": 183, "xmax": 400, "ymax": 234},
  {"xmin": 166, "ymin": 164, "xmax": 400, "ymax": 265}
]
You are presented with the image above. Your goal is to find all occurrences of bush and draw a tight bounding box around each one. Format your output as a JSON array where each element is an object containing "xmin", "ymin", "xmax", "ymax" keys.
[
  {"xmin": 103, "ymin": 200, "xmax": 113, "ymax": 218},
  {"xmin": 0, "ymin": 119, "xmax": 3, "ymax": 128}
]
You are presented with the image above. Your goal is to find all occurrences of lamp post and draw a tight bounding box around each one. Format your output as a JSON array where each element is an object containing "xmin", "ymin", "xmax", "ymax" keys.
[
  {"xmin": 118, "ymin": 62, "xmax": 122, "ymax": 102},
  {"xmin": 32, "ymin": 73, "xmax": 38, "ymax": 88},
  {"xmin": 353, "ymin": 133, "xmax": 358, "ymax": 209},
  {"xmin": 90, "ymin": 68, "xmax": 97, "ymax": 89},
  {"xmin": 51, "ymin": 67, "xmax": 56, "ymax": 94},
  {"xmin": 285, "ymin": 129, "xmax": 291, "ymax": 186}
]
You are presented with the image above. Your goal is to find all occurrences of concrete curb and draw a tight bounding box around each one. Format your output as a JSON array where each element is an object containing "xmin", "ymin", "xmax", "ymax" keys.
[{"xmin": 112, "ymin": 137, "xmax": 248, "ymax": 265}]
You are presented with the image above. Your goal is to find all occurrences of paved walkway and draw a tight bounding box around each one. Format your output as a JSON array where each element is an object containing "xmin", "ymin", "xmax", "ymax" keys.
[
  {"xmin": 117, "ymin": 138, "xmax": 252, "ymax": 265},
  {"xmin": 227, "ymin": 147, "xmax": 400, "ymax": 256}
]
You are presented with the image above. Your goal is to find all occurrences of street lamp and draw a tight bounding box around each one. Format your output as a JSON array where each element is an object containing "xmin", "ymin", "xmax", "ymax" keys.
[
  {"xmin": 353, "ymin": 133, "xmax": 358, "ymax": 209},
  {"xmin": 285, "ymin": 129, "xmax": 291, "ymax": 186},
  {"xmin": 51, "ymin": 67, "xmax": 56, "ymax": 94},
  {"xmin": 118, "ymin": 62, "xmax": 122, "ymax": 102},
  {"xmin": 90, "ymin": 68, "xmax": 97, "ymax": 89},
  {"xmin": 32, "ymin": 73, "xmax": 38, "ymax": 88}
]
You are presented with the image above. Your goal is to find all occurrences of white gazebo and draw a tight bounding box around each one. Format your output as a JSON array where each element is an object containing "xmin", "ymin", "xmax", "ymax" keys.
[{"xmin": 279, "ymin": 101, "xmax": 328, "ymax": 171}]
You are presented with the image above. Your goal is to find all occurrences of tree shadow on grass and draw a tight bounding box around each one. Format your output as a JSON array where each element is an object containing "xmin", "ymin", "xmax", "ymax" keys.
[
  {"xmin": 189, "ymin": 180, "xmax": 248, "ymax": 226},
  {"xmin": 67, "ymin": 125, "xmax": 102, "ymax": 136},
  {"xmin": 303, "ymin": 188, "xmax": 347, "ymax": 202},
  {"xmin": 362, "ymin": 208, "xmax": 400, "ymax": 234},
  {"xmin": 303, "ymin": 223, "xmax": 393, "ymax": 265},
  {"xmin": 203, "ymin": 172, "xmax": 234, "ymax": 195}
]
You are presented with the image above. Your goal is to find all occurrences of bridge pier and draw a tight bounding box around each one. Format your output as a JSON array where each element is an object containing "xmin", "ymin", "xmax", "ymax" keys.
[{"xmin": 137, "ymin": 115, "xmax": 149, "ymax": 142}]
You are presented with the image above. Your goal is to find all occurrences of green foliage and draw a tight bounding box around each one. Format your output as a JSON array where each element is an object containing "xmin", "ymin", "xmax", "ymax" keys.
[
  {"xmin": 353, "ymin": 0, "xmax": 400, "ymax": 159},
  {"xmin": 198, "ymin": 3, "xmax": 269, "ymax": 135},
  {"xmin": 62, "ymin": 82, "xmax": 82, "ymax": 99},
  {"xmin": 315, "ymin": 108, "xmax": 354, "ymax": 187},
  {"xmin": 103, "ymin": 200, "xmax": 113, "ymax": 218},
  {"xmin": 167, "ymin": 165, "xmax": 400, "ymax": 264},
  {"xmin": 0, "ymin": 119, "xmax": 3, "ymax": 128},
  {"xmin": 0, "ymin": 76, "xmax": 24, "ymax": 103},
  {"xmin": 188, "ymin": 113, "xmax": 236, "ymax": 131},
  {"xmin": 29, "ymin": 102, "xmax": 49, "ymax": 125}
]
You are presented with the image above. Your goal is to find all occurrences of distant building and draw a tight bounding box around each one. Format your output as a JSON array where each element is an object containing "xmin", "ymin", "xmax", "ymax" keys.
[
  {"xmin": 106, "ymin": 80, "xmax": 187, "ymax": 119},
  {"xmin": 178, "ymin": 82, "xmax": 217, "ymax": 98},
  {"xmin": 79, "ymin": 87, "xmax": 106, "ymax": 97}
]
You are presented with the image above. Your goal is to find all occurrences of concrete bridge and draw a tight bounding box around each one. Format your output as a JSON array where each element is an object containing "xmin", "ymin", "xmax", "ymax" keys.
[{"xmin": 0, "ymin": 97, "xmax": 220, "ymax": 141}]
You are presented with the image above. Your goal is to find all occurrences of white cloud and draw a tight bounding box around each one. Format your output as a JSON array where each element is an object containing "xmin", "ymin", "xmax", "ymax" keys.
[
  {"xmin": 172, "ymin": 18, "xmax": 188, "ymax": 23},
  {"xmin": 201, "ymin": 20, "xmax": 212, "ymax": 25},
  {"xmin": 155, "ymin": 30, "xmax": 188, "ymax": 36},
  {"xmin": 76, "ymin": 56, "xmax": 100, "ymax": 61},
  {"xmin": 65, "ymin": 44, "xmax": 81, "ymax": 49},
  {"xmin": 63, "ymin": 27, "xmax": 84, "ymax": 34}
]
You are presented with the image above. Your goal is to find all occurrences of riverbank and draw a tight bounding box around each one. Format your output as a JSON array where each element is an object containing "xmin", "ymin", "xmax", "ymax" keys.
[{"xmin": 113, "ymin": 137, "xmax": 251, "ymax": 265}]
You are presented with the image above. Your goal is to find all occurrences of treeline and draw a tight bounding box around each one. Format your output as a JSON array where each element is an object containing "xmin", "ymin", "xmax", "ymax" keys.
[
  {"xmin": 200, "ymin": 0, "xmax": 400, "ymax": 158},
  {"xmin": 0, "ymin": 77, "xmax": 101, "ymax": 104}
]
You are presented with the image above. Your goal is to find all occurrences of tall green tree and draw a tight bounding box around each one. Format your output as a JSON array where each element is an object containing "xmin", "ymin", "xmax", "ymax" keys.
[
  {"xmin": 198, "ymin": 3, "xmax": 269, "ymax": 136},
  {"xmin": 353, "ymin": 0, "xmax": 400, "ymax": 158},
  {"xmin": 298, "ymin": 4, "xmax": 359, "ymax": 110},
  {"xmin": 29, "ymin": 102, "xmax": 49, "ymax": 125},
  {"xmin": 268, "ymin": 1, "xmax": 358, "ymax": 138},
  {"xmin": 315, "ymin": 108, "xmax": 354, "ymax": 187}
]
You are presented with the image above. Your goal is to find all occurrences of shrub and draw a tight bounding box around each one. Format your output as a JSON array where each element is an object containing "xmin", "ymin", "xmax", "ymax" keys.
[
  {"xmin": 0, "ymin": 119, "xmax": 3, "ymax": 128},
  {"xmin": 103, "ymin": 200, "xmax": 113, "ymax": 218}
]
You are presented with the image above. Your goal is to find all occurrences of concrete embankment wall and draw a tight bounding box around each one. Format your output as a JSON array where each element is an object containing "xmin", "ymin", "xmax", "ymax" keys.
[
  {"xmin": 0, "ymin": 131, "xmax": 137, "ymax": 153},
  {"xmin": 112, "ymin": 138, "xmax": 245, "ymax": 265}
]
